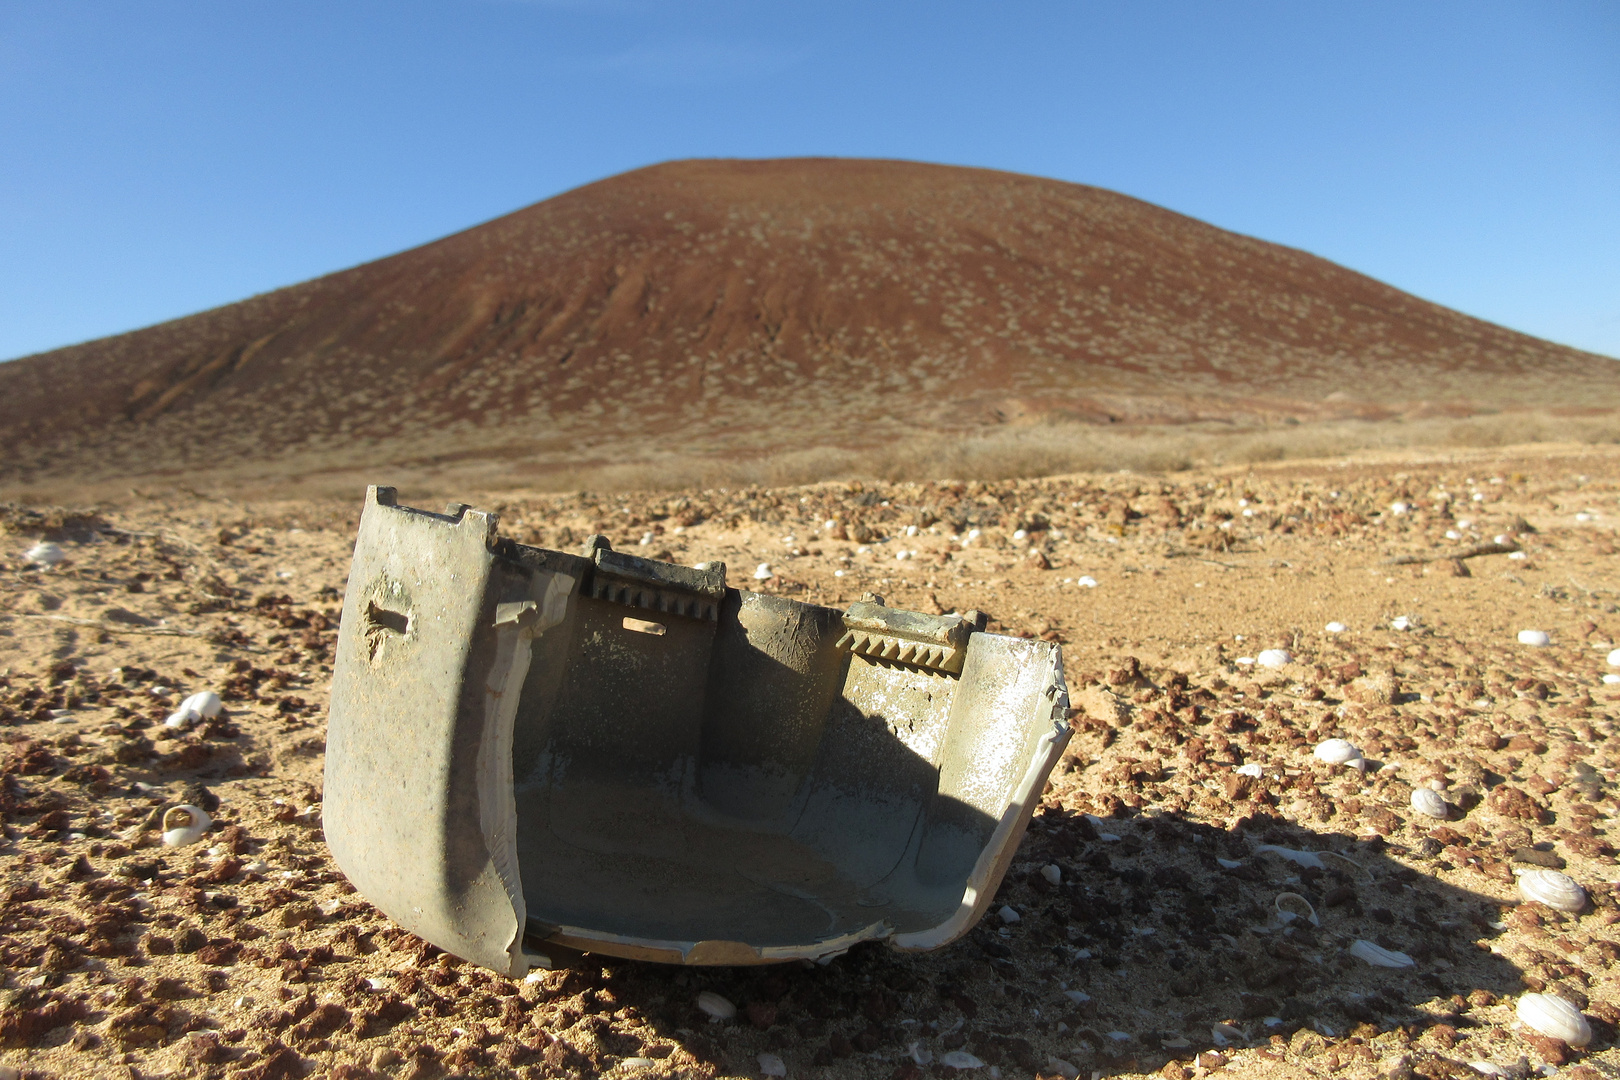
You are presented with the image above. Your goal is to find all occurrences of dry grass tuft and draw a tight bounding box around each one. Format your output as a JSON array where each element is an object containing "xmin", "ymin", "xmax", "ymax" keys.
[
  {"xmin": 7, "ymin": 409, "xmax": 1617, "ymax": 507},
  {"xmin": 464, "ymin": 409, "xmax": 1620, "ymax": 496}
]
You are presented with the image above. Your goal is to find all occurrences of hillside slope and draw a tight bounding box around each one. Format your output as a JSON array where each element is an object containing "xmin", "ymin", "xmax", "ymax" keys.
[{"xmin": 2, "ymin": 157, "xmax": 1614, "ymax": 488}]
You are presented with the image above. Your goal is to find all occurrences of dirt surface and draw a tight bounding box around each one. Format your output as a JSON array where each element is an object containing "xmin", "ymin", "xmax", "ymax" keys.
[
  {"xmin": 2, "ymin": 442, "xmax": 1618, "ymax": 1080},
  {"xmin": 3, "ymin": 158, "xmax": 1616, "ymax": 495}
]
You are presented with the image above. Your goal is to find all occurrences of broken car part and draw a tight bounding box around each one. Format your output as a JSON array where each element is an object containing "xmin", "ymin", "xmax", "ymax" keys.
[{"xmin": 323, "ymin": 487, "xmax": 1071, "ymax": 973}]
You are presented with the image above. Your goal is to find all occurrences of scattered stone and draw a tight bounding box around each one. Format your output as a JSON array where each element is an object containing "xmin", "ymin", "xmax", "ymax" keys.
[{"xmin": 1512, "ymin": 847, "xmax": 1565, "ymax": 869}]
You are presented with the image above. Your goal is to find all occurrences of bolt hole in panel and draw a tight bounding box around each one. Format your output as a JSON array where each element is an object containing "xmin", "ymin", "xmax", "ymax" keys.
[{"xmin": 324, "ymin": 488, "xmax": 1070, "ymax": 973}]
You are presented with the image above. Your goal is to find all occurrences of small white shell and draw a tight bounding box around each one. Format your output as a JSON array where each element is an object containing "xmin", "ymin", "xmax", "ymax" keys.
[
  {"xmin": 1516, "ymin": 869, "xmax": 1587, "ymax": 912},
  {"xmin": 164, "ymin": 689, "xmax": 225, "ymax": 729},
  {"xmin": 1467, "ymin": 1062, "xmax": 1509, "ymax": 1077},
  {"xmin": 908, "ymin": 1040, "xmax": 934, "ymax": 1065},
  {"xmin": 160, "ymin": 805, "xmax": 212, "ymax": 847},
  {"xmin": 1256, "ymin": 649, "xmax": 1291, "ymax": 669},
  {"xmin": 1391, "ymin": 616, "xmax": 1413, "ymax": 631},
  {"xmin": 1410, "ymin": 787, "xmax": 1449, "ymax": 819},
  {"xmin": 1275, "ymin": 892, "xmax": 1319, "ymax": 927},
  {"xmin": 1317, "ymin": 851, "xmax": 1369, "ymax": 879},
  {"xmin": 1515, "ymin": 993, "xmax": 1591, "ymax": 1046},
  {"xmin": 1349, "ymin": 939, "xmax": 1415, "ymax": 968},
  {"xmin": 1236, "ymin": 762, "xmax": 1263, "ymax": 777},
  {"xmin": 1045, "ymin": 1057, "xmax": 1080, "ymax": 1080},
  {"xmin": 1255, "ymin": 844, "xmax": 1324, "ymax": 870},
  {"xmin": 1040, "ymin": 863, "xmax": 1062, "ymax": 886},
  {"xmin": 941, "ymin": 1050, "xmax": 986, "ymax": 1069},
  {"xmin": 757, "ymin": 1052, "xmax": 787, "ymax": 1076},
  {"xmin": 1325, "ymin": 621, "xmax": 1347, "ymax": 633},
  {"xmin": 696, "ymin": 990, "xmax": 736, "ymax": 1021},
  {"xmin": 24, "ymin": 541, "xmax": 66, "ymax": 567},
  {"xmin": 998, "ymin": 904, "xmax": 1020, "ymax": 924},
  {"xmin": 752, "ymin": 563, "xmax": 773, "ymax": 580},
  {"xmin": 181, "ymin": 690, "xmax": 223, "ymax": 719},
  {"xmin": 1313, "ymin": 738, "xmax": 1360, "ymax": 764},
  {"xmin": 1517, "ymin": 629, "xmax": 1551, "ymax": 647},
  {"xmin": 1608, "ymin": 647, "xmax": 1620, "ymax": 666},
  {"xmin": 1063, "ymin": 989, "xmax": 1091, "ymax": 1004}
]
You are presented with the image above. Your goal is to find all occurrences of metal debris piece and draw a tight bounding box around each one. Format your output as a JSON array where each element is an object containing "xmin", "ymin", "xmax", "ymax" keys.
[{"xmin": 323, "ymin": 487, "xmax": 1071, "ymax": 973}]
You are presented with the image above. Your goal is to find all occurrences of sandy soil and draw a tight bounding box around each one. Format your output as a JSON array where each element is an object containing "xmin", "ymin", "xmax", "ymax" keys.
[{"xmin": 1, "ymin": 442, "xmax": 1617, "ymax": 1080}]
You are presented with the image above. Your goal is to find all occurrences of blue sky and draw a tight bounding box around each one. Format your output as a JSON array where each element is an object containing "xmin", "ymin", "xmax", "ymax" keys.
[{"xmin": 2, "ymin": 1, "xmax": 1616, "ymax": 362}]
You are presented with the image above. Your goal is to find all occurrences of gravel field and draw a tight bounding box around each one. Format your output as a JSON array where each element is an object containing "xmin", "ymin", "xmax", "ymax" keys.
[{"xmin": 2, "ymin": 443, "xmax": 1618, "ymax": 1080}]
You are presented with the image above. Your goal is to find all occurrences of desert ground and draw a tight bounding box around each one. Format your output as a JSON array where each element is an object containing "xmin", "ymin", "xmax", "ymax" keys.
[{"xmin": 2, "ymin": 441, "xmax": 1618, "ymax": 1080}]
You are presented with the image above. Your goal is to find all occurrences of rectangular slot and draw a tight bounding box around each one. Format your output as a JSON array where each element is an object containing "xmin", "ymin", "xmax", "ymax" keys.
[{"xmin": 623, "ymin": 617, "xmax": 667, "ymax": 636}]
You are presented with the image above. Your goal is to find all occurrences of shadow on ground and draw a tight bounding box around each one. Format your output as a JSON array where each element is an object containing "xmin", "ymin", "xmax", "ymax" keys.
[{"xmin": 500, "ymin": 807, "xmax": 1609, "ymax": 1080}]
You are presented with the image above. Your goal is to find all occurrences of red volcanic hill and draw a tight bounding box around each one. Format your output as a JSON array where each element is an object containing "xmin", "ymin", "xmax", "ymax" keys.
[{"xmin": 1, "ymin": 157, "xmax": 1614, "ymax": 489}]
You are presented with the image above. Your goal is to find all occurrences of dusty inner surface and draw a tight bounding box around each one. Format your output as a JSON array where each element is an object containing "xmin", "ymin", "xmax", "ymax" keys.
[
  {"xmin": 511, "ymin": 591, "xmax": 997, "ymax": 951},
  {"xmin": 1, "ymin": 441, "xmax": 1618, "ymax": 1080}
]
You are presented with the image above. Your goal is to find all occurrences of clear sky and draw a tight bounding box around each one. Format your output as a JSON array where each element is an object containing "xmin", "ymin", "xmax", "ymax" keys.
[{"xmin": 2, "ymin": 1, "xmax": 1616, "ymax": 363}]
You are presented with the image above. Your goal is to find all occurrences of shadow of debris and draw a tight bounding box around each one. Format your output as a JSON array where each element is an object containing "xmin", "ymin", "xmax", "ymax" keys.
[{"xmin": 503, "ymin": 806, "xmax": 1615, "ymax": 1080}]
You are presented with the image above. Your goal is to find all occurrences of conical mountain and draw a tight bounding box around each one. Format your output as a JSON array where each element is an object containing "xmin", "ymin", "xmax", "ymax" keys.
[{"xmin": 2, "ymin": 157, "xmax": 1613, "ymax": 488}]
